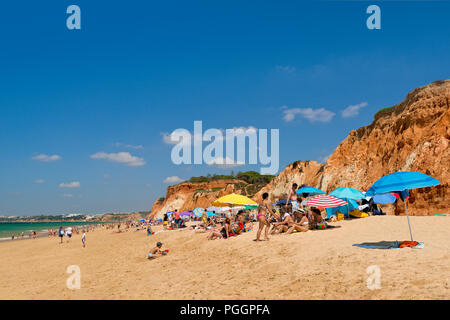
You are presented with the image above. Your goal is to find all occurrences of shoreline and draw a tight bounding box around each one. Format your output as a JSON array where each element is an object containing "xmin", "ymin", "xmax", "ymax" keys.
[{"xmin": 0, "ymin": 221, "xmax": 109, "ymax": 243}]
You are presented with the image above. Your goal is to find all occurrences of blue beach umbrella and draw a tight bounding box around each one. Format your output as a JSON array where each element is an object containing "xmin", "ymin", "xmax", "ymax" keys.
[
  {"xmin": 372, "ymin": 193, "xmax": 397, "ymax": 205},
  {"xmin": 330, "ymin": 187, "xmax": 365, "ymax": 200},
  {"xmin": 366, "ymin": 171, "xmax": 440, "ymax": 241},
  {"xmin": 272, "ymin": 199, "xmax": 291, "ymax": 206},
  {"xmin": 328, "ymin": 187, "xmax": 366, "ymax": 219},
  {"xmin": 206, "ymin": 211, "xmax": 218, "ymax": 217},
  {"xmin": 296, "ymin": 186, "xmax": 326, "ymax": 197}
]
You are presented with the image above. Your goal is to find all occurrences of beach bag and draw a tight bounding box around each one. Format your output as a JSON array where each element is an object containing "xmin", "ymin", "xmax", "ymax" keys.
[{"xmin": 399, "ymin": 241, "xmax": 419, "ymax": 248}]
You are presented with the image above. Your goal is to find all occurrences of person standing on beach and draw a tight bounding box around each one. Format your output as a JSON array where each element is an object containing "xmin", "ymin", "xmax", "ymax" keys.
[
  {"xmin": 65, "ymin": 226, "xmax": 72, "ymax": 242},
  {"xmin": 255, "ymin": 192, "xmax": 279, "ymax": 241},
  {"xmin": 173, "ymin": 209, "xmax": 180, "ymax": 229},
  {"xmin": 285, "ymin": 183, "xmax": 300, "ymax": 213},
  {"xmin": 201, "ymin": 209, "xmax": 208, "ymax": 226},
  {"xmin": 11, "ymin": 233, "xmax": 15, "ymax": 240},
  {"xmin": 81, "ymin": 230, "xmax": 86, "ymax": 248},
  {"xmin": 58, "ymin": 227, "xmax": 64, "ymax": 243}
]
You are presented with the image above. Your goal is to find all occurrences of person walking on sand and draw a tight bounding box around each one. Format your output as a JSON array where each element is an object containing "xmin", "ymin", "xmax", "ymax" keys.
[
  {"xmin": 255, "ymin": 192, "xmax": 279, "ymax": 241},
  {"xmin": 81, "ymin": 230, "xmax": 86, "ymax": 248},
  {"xmin": 65, "ymin": 226, "xmax": 72, "ymax": 242},
  {"xmin": 58, "ymin": 227, "xmax": 64, "ymax": 243}
]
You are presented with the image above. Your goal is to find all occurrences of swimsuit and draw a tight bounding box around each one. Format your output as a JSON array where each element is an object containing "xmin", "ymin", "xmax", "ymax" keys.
[
  {"xmin": 257, "ymin": 205, "xmax": 270, "ymax": 220},
  {"xmin": 220, "ymin": 226, "xmax": 229, "ymax": 238}
]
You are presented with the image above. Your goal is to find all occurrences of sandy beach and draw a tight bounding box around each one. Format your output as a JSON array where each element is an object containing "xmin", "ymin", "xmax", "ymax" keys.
[{"xmin": 0, "ymin": 216, "xmax": 449, "ymax": 300}]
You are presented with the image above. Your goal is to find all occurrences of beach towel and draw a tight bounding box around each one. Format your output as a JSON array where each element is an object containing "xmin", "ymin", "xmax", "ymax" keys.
[{"xmin": 353, "ymin": 241, "xmax": 424, "ymax": 249}]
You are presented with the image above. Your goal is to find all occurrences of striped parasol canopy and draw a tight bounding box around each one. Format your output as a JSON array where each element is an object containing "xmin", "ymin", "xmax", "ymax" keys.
[
  {"xmin": 192, "ymin": 207, "xmax": 205, "ymax": 218},
  {"xmin": 305, "ymin": 194, "xmax": 347, "ymax": 208}
]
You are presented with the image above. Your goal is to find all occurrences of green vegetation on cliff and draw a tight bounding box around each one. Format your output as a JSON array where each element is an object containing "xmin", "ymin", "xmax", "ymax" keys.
[{"xmin": 188, "ymin": 171, "xmax": 274, "ymax": 185}]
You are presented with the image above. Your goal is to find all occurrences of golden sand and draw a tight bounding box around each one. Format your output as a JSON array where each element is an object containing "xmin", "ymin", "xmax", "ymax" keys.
[{"xmin": 1, "ymin": 216, "xmax": 450, "ymax": 299}]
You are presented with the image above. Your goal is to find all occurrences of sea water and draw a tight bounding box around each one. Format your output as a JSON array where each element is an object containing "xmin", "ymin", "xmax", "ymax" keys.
[{"xmin": 0, "ymin": 222, "xmax": 104, "ymax": 240}]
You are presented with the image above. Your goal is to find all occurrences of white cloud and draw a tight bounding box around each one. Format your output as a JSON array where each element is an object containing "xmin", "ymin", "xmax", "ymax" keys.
[
  {"xmin": 114, "ymin": 142, "xmax": 144, "ymax": 149},
  {"xmin": 206, "ymin": 157, "xmax": 245, "ymax": 169},
  {"xmin": 90, "ymin": 152, "xmax": 146, "ymax": 167},
  {"xmin": 162, "ymin": 132, "xmax": 179, "ymax": 145},
  {"xmin": 34, "ymin": 179, "xmax": 45, "ymax": 184},
  {"xmin": 341, "ymin": 102, "xmax": 368, "ymax": 118},
  {"xmin": 32, "ymin": 154, "xmax": 61, "ymax": 162},
  {"xmin": 59, "ymin": 181, "xmax": 80, "ymax": 188},
  {"xmin": 276, "ymin": 65, "xmax": 296, "ymax": 74},
  {"xmin": 163, "ymin": 176, "xmax": 184, "ymax": 184},
  {"xmin": 61, "ymin": 194, "xmax": 73, "ymax": 198},
  {"xmin": 282, "ymin": 106, "xmax": 335, "ymax": 123}
]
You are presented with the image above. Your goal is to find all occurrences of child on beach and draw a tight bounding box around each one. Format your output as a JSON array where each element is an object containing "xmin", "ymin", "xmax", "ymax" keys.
[
  {"xmin": 147, "ymin": 242, "xmax": 168, "ymax": 259},
  {"xmin": 81, "ymin": 230, "xmax": 86, "ymax": 248}
]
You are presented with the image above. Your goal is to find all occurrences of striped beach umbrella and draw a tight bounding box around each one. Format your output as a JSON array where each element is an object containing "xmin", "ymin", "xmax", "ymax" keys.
[
  {"xmin": 305, "ymin": 194, "xmax": 347, "ymax": 208},
  {"xmin": 192, "ymin": 207, "xmax": 205, "ymax": 218}
]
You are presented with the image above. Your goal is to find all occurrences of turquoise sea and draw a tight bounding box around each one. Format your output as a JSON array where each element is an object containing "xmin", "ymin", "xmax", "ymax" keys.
[{"xmin": 0, "ymin": 222, "xmax": 104, "ymax": 240}]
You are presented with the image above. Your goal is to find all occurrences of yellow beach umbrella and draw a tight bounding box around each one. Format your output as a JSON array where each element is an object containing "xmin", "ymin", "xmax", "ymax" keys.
[{"xmin": 212, "ymin": 193, "xmax": 257, "ymax": 207}]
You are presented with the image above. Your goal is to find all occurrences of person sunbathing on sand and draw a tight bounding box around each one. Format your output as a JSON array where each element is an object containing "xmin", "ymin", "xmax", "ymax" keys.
[
  {"xmin": 207, "ymin": 218, "xmax": 232, "ymax": 240},
  {"xmin": 255, "ymin": 192, "xmax": 279, "ymax": 241},
  {"xmin": 284, "ymin": 211, "xmax": 309, "ymax": 234},
  {"xmin": 231, "ymin": 214, "xmax": 246, "ymax": 235},
  {"xmin": 270, "ymin": 211, "xmax": 293, "ymax": 234},
  {"xmin": 148, "ymin": 242, "xmax": 168, "ymax": 259},
  {"xmin": 206, "ymin": 223, "xmax": 223, "ymax": 240},
  {"xmin": 310, "ymin": 208, "xmax": 327, "ymax": 229}
]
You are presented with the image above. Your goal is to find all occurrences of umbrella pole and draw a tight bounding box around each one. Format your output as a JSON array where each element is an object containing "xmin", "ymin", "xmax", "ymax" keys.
[
  {"xmin": 346, "ymin": 201, "xmax": 349, "ymax": 219},
  {"xmin": 404, "ymin": 199, "xmax": 414, "ymax": 241}
]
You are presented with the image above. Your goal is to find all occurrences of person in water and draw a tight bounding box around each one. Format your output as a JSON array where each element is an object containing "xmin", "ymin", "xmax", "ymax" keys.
[{"xmin": 255, "ymin": 192, "xmax": 279, "ymax": 241}]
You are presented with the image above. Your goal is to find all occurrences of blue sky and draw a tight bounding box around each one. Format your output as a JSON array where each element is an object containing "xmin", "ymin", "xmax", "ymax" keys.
[{"xmin": 0, "ymin": 1, "xmax": 449, "ymax": 215}]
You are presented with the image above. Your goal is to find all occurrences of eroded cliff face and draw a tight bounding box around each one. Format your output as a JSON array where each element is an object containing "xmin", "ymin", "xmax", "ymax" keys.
[
  {"xmin": 254, "ymin": 161, "xmax": 324, "ymax": 203},
  {"xmin": 150, "ymin": 180, "xmax": 248, "ymax": 219},
  {"xmin": 255, "ymin": 80, "xmax": 450, "ymax": 215}
]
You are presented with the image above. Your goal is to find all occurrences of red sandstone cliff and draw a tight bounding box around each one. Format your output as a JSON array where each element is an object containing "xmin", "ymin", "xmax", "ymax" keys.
[
  {"xmin": 150, "ymin": 180, "xmax": 248, "ymax": 219},
  {"xmin": 256, "ymin": 80, "xmax": 449, "ymax": 215}
]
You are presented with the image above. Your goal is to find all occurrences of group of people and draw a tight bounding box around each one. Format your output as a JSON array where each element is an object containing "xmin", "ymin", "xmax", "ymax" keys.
[
  {"xmin": 162, "ymin": 209, "xmax": 188, "ymax": 230},
  {"xmin": 254, "ymin": 183, "xmax": 328, "ymax": 241},
  {"xmin": 55, "ymin": 226, "xmax": 86, "ymax": 247},
  {"xmin": 10, "ymin": 231, "xmax": 36, "ymax": 240}
]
